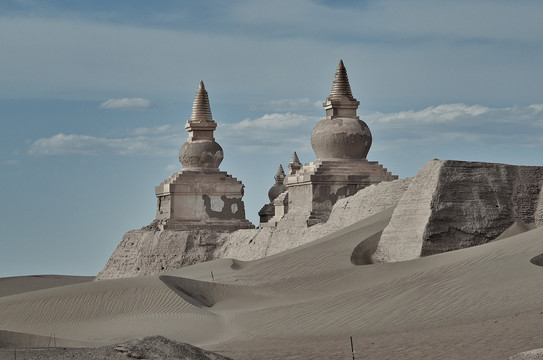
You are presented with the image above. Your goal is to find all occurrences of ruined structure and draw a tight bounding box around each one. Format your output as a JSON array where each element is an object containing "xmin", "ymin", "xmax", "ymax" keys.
[
  {"xmin": 282, "ymin": 60, "xmax": 398, "ymax": 225},
  {"xmin": 98, "ymin": 61, "xmax": 543, "ymax": 281},
  {"xmin": 374, "ymin": 160, "xmax": 543, "ymax": 263},
  {"xmin": 152, "ymin": 81, "xmax": 253, "ymax": 231}
]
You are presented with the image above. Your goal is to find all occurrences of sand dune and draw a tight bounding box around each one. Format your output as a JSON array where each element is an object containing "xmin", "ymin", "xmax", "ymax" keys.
[
  {"xmin": 2, "ymin": 208, "xmax": 543, "ymax": 359},
  {"xmin": 0, "ymin": 275, "xmax": 93, "ymax": 298}
]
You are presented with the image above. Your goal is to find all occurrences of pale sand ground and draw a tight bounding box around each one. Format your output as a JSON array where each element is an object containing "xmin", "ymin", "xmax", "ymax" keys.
[
  {"xmin": 0, "ymin": 275, "xmax": 93, "ymax": 297},
  {"xmin": 1, "ymin": 208, "xmax": 543, "ymax": 359}
]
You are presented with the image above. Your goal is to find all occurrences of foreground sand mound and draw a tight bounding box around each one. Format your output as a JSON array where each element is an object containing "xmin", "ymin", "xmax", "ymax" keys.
[
  {"xmin": 0, "ymin": 336, "xmax": 232, "ymax": 360},
  {"xmin": 509, "ymin": 348, "xmax": 543, "ymax": 360},
  {"xmin": 4, "ymin": 208, "xmax": 543, "ymax": 359}
]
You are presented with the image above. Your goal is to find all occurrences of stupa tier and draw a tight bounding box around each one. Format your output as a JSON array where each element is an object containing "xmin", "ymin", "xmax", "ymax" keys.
[
  {"xmin": 284, "ymin": 60, "xmax": 398, "ymax": 226},
  {"xmin": 153, "ymin": 81, "xmax": 254, "ymax": 231}
]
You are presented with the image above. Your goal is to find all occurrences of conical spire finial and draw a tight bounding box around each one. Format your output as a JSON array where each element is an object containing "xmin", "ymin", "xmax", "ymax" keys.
[
  {"xmin": 288, "ymin": 151, "xmax": 302, "ymax": 175},
  {"xmin": 328, "ymin": 59, "xmax": 354, "ymax": 100},
  {"xmin": 275, "ymin": 165, "xmax": 286, "ymax": 183},
  {"xmin": 189, "ymin": 80, "xmax": 214, "ymax": 125}
]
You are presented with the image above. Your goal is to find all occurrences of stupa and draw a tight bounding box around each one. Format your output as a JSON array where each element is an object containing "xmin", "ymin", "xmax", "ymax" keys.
[
  {"xmin": 284, "ymin": 60, "xmax": 398, "ymax": 226},
  {"xmin": 258, "ymin": 164, "xmax": 287, "ymax": 224},
  {"xmin": 152, "ymin": 81, "xmax": 254, "ymax": 231}
]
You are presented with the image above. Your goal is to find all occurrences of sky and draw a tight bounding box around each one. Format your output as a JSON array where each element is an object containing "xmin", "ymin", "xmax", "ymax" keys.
[{"xmin": 1, "ymin": 0, "xmax": 543, "ymax": 278}]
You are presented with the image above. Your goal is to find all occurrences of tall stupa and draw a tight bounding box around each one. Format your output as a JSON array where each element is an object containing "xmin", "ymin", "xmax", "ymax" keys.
[
  {"xmin": 152, "ymin": 81, "xmax": 254, "ymax": 230},
  {"xmin": 284, "ymin": 60, "xmax": 398, "ymax": 226}
]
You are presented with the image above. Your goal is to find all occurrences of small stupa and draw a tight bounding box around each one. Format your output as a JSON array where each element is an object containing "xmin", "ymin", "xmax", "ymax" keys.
[
  {"xmin": 284, "ymin": 60, "xmax": 398, "ymax": 226},
  {"xmin": 288, "ymin": 152, "xmax": 302, "ymax": 175},
  {"xmin": 258, "ymin": 164, "xmax": 287, "ymax": 224},
  {"xmin": 153, "ymin": 81, "xmax": 254, "ymax": 230}
]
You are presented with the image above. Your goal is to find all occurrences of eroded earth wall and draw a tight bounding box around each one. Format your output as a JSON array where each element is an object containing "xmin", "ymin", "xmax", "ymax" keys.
[
  {"xmin": 98, "ymin": 159, "xmax": 543, "ymax": 280},
  {"xmin": 97, "ymin": 177, "xmax": 411, "ymax": 280},
  {"xmin": 375, "ymin": 160, "xmax": 543, "ymax": 263}
]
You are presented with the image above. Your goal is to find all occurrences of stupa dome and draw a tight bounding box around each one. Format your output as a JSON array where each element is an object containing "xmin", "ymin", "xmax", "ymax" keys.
[
  {"xmin": 179, "ymin": 81, "xmax": 224, "ymax": 170},
  {"xmin": 179, "ymin": 141, "xmax": 223, "ymax": 170},
  {"xmin": 311, "ymin": 60, "xmax": 372, "ymax": 160}
]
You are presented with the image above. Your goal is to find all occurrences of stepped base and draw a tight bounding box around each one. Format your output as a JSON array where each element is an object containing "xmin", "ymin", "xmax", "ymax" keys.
[
  {"xmin": 285, "ymin": 159, "xmax": 398, "ymax": 226},
  {"xmin": 152, "ymin": 169, "xmax": 254, "ymax": 230}
]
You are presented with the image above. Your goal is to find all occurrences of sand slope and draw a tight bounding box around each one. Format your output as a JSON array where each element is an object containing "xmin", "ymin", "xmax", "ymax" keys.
[
  {"xmin": 2, "ymin": 207, "xmax": 543, "ymax": 359},
  {"xmin": 0, "ymin": 275, "xmax": 93, "ymax": 298},
  {"xmin": 0, "ymin": 336, "xmax": 232, "ymax": 360}
]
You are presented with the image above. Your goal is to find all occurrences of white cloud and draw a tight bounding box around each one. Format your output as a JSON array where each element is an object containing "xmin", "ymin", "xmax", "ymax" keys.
[
  {"xmin": 231, "ymin": 113, "xmax": 318, "ymax": 130},
  {"xmin": 367, "ymin": 103, "xmax": 543, "ymax": 148},
  {"xmin": 99, "ymin": 98, "xmax": 152, "ymax": 110},
  {"xmin": 529, "ymin": 104, "xmax": 543, "ymax": 114},
  {"xmin": 217, "ymin": 113, "xmax": 318, "ymax": 154},
  {"xmin": 26, "ymin": 104, "xmax": 543, "ymax": 158},
  {"xmin": 130, "ymin": 124, "xmax": 175, "ymax": 135},
  {"xmin": 253, "ymin": 98, "xmax": 322, "ymax": 112},
  {"xmin": 370, "ymin": 104, "xmax": 490, "ymax": 124},
  {"xmin": 28, "ymin": 133, "xmax": 179, "ymax": 157}
]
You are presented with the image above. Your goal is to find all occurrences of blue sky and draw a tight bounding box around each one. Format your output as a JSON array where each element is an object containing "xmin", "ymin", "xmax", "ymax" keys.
[{"xmin": 1, "ymin": 0, "xmax": 543, "ymax": 277}]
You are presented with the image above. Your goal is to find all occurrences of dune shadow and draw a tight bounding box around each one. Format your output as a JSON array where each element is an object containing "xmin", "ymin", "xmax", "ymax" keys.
[
  {"xmin": 230, "ymin": 259, "xmax": 246, "ymax": 270},
  {"xmin": 159, "ymin": 276, "xmax": 214, "ymax": 308},
  {"xmin": 350, "ymin": 231, "xmax": 383, "ymax": 265},
  {"xmin": 530, "ymin": 254, "xmax": 543, "ymax": 267}
]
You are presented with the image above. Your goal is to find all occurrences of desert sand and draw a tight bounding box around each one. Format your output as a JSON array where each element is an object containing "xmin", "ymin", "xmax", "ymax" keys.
[
  {"xmin": 2, "ymin": 206, "xmax": 543, "ymax": 359},
  {"xmin": 0, "ymin": 275, "xmax": 93, "ymax": 298}
]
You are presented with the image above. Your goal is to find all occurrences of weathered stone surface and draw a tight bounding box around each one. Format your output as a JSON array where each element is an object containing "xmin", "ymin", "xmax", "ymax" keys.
[
  {"xmin": 508, "ymin": 348, "xmax": 543, "ymax": 360},
  {"xmin": 152, "ymin": 81, "xmax": 253, "ymax": 231},
  {"xmin": 285, "ymin": 159, "xmax": 398, "ymax": 225},
  {"xmin": 96, "ymin": 228, "xmax": 257, "ymax": 280},
  {"xmin": 312, "ymin": 60, "xmax": 371, "ymax": 160},
  {"xmin": 219, "ymin": 177, "xmax": 410, "ymax": 259},
  {"xmin": 375, "ymin": 159, "xmax": 543, "ymax": 263},
  {"xmin": 97, "ymin": 178, "xmax": 411, "ymax": 280},
  {"xmin": 373, "ymin": 159, "xmax": 443, "ymax": 262},
  {"xmin": 283, "ymin": 60, "xmax": 397, "ymax": 226}
]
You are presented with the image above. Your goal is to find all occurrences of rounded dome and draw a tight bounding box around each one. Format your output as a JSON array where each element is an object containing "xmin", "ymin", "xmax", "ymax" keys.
[
  {"xmin": 179, "ymin": 140, "xmax": 223, "ymax": 170},
  {"xmin": 268, "ymin": 183, "xmax": 286, "ymax": 202},
  {"xmin": 311, "ymin": 117, "xmax": 372, "ymax": 160}
]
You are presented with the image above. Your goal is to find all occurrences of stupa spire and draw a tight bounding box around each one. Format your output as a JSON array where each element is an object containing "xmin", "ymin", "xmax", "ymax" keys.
[
  {"xmin": 189, "ymin": 81, "xmax": 215, "ymax": 126},
  {"xmin": 288, "ymin": 152, "xmax": 302, "ymax": 175},
  {"xmin": 322, "ymin": 60, "xmax": 360, "ymax": 119},
  {"xmin": 179, "ymin": 81, "xmax": 223, "ymax": 170},
  {"xmin": 185, "ymin": 81, "xmax": 217, "ymax": 141},
  {"xmin": 274, "ymin": 165, "xmax": 286, "ymax": 183},
  {"xmin": 328, "ymin": 60, "xmax": 354, "ymax": 101}
]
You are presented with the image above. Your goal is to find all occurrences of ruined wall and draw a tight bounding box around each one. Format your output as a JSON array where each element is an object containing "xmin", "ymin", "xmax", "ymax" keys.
[
  {"xmin": 97, "ymin": 177, "xmax": 411, "ymax": 280},
  {"xmin": 372, "ymin": 160, "xmax": 443, "ymax": 262},
  {"xmin": 98, "ymin": 159, "xmax": 543, "ymax": 280},
  {"xmin": 96, "ymin": 228, "xmax": 259, "ymax": 280},
  {"xmin": 375, "ymin": 160, "xmax": 543, "ymax": 262}
]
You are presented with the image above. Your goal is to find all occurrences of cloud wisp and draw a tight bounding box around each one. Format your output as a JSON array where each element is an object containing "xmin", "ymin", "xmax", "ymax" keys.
[
  {"xmin": 369, "ymin": 104, "xmax": 491, "ymax": 124},
  {"xmin": 252, "ymin": 98, "xmax": 322, "ymax": 113},
  {"xmin": 219, "ymin": 112, "xmax": 318, "ymax": 154},
  {"xmin": 99, "ymin": 98, "xmax": 152, "ymax": 110},
  {"xmin": 27, "ymin": 104, "xmax": 543, "ymax": 158},
  {"xmin": 366, "ymin": 103, "xmax": 543, "ymax": 149},
  {"xmin": 28, "ymin": 133, "xmax": 179, "ymax": 157}
]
